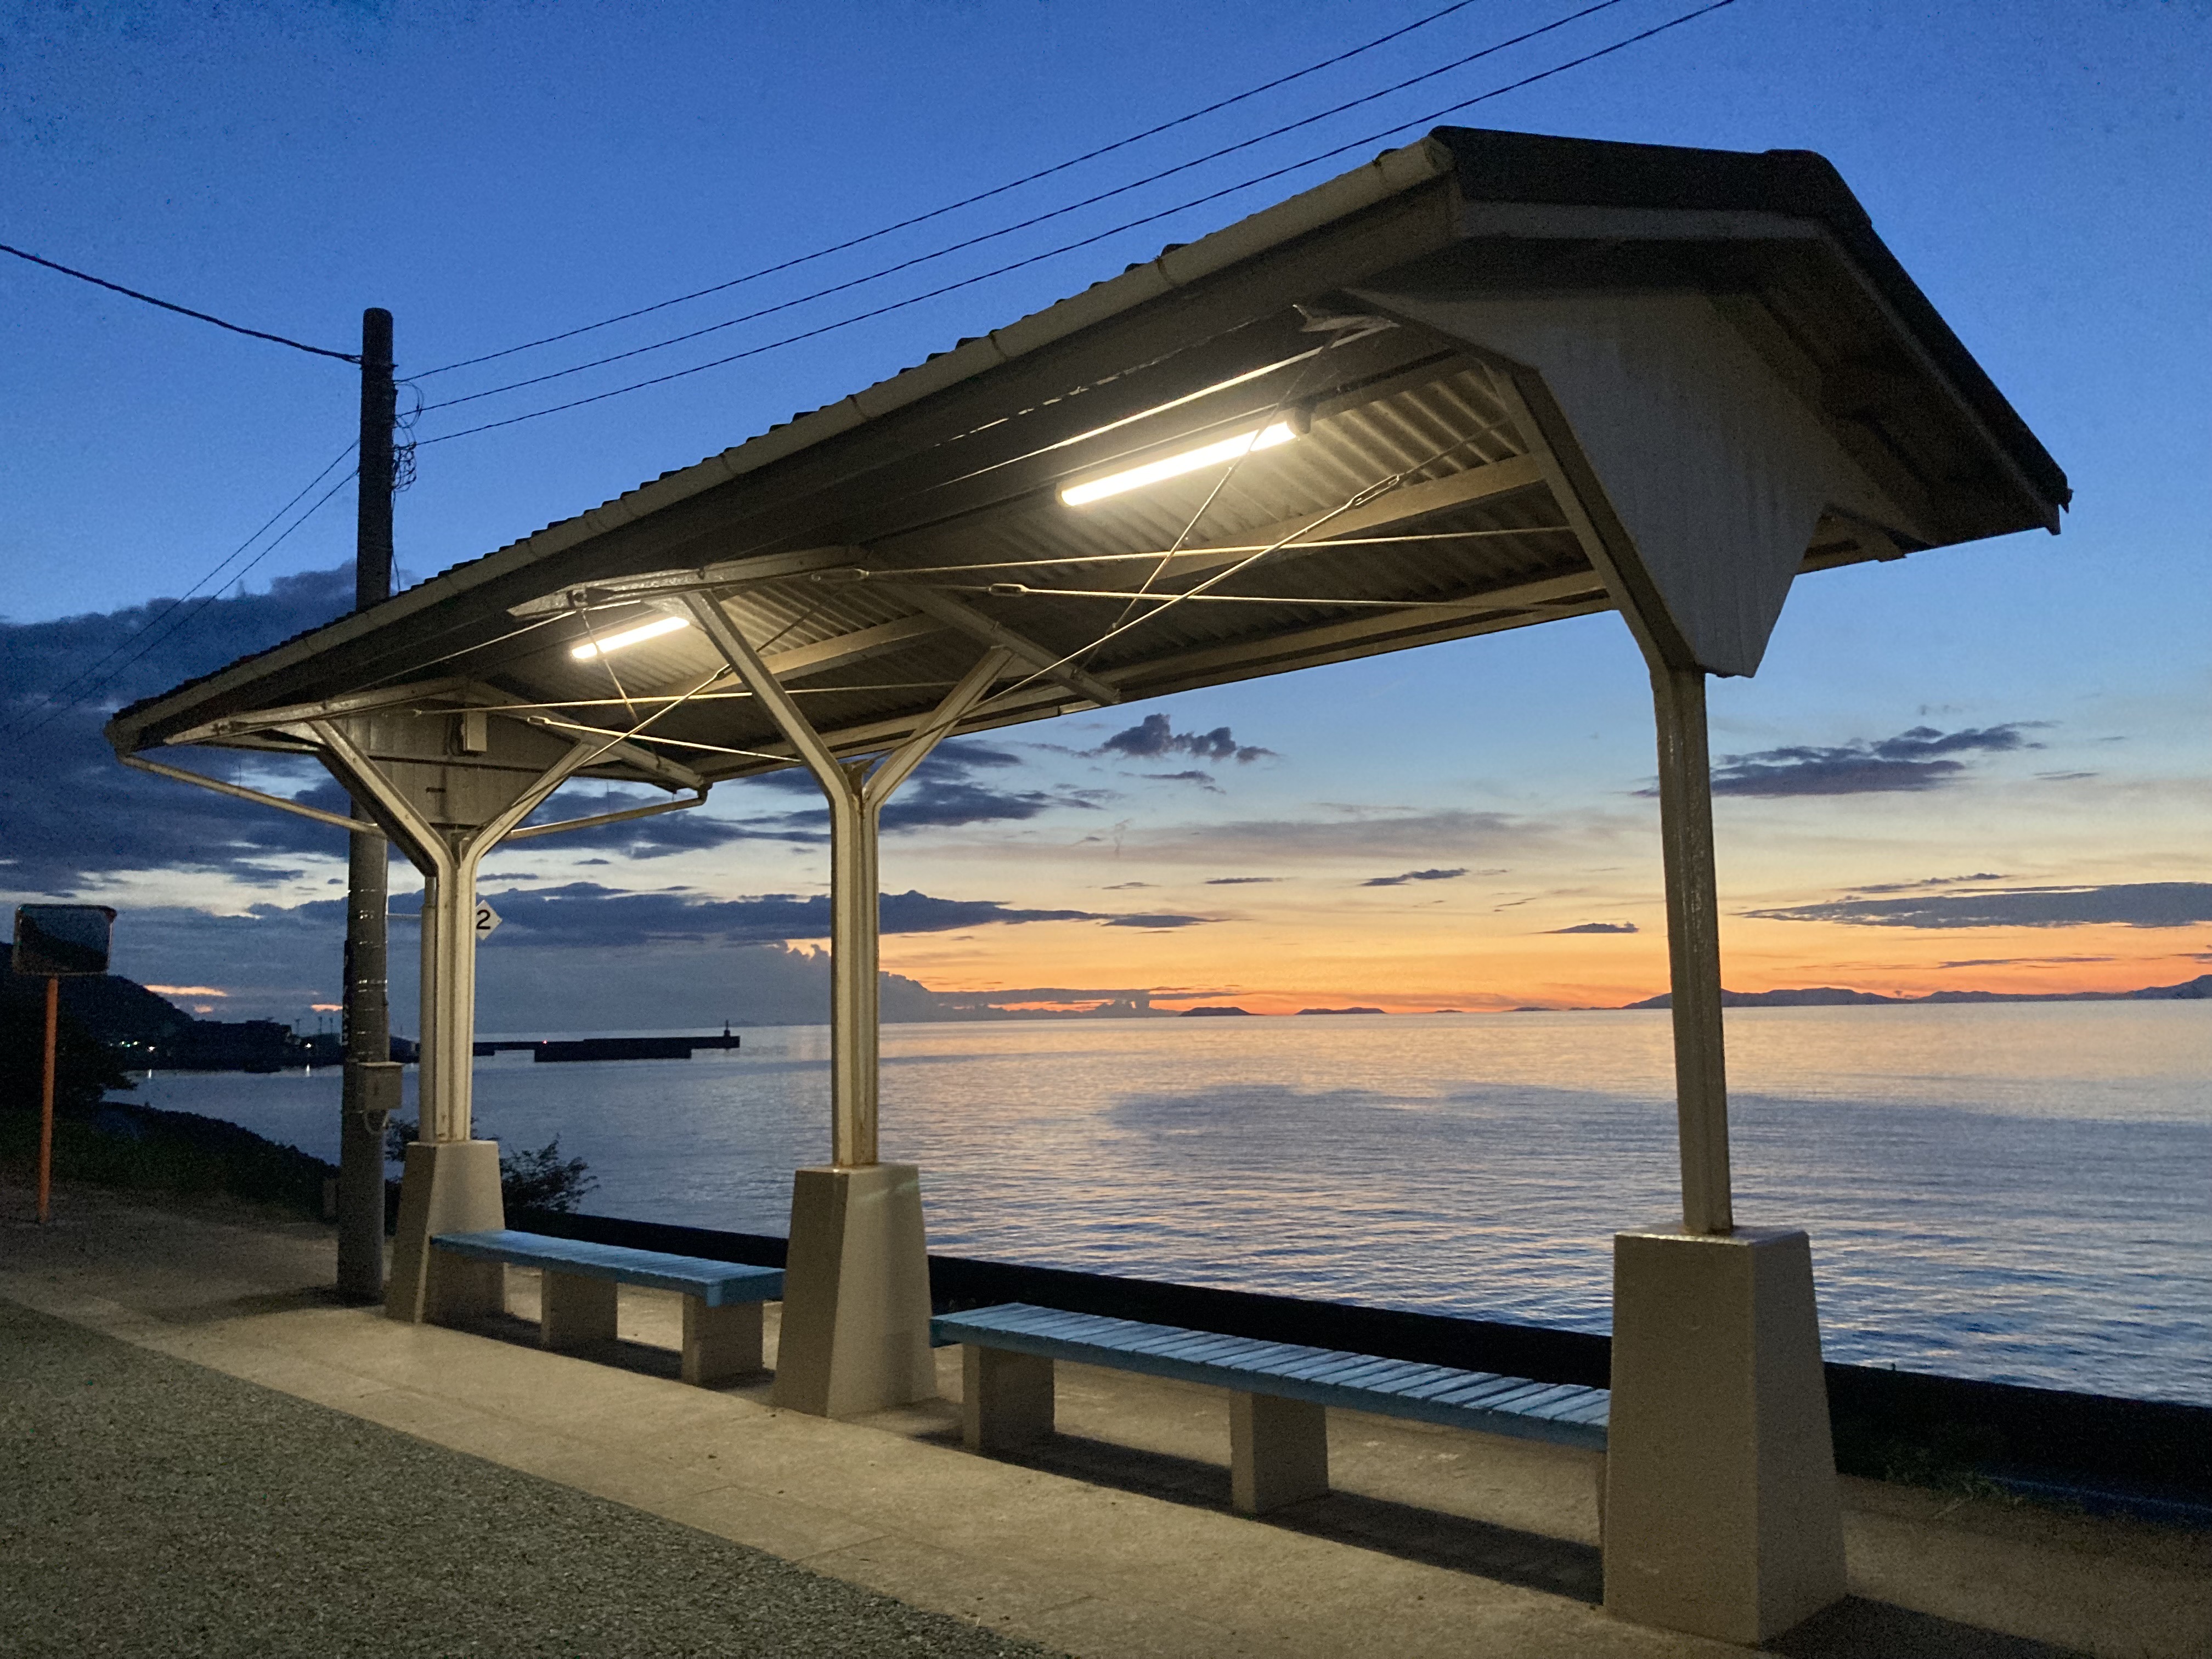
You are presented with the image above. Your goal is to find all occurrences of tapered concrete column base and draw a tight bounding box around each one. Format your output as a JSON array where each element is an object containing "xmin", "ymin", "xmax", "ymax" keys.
[
  {"xmin": 385, "ymin": 1139, "xmax": 505, "ymax": 1325},
  {"xmin": 1602, "ymin": 1226, "xmax": 1847, "ymax": 1645},
  {"xmin": 771, "ymin": 1163, "xmax": 935, "ymax": 1418}
]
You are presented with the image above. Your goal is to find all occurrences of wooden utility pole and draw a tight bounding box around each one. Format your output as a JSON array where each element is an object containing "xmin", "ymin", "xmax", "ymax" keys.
[{"xmin": 337, "ymin": 308, "xmax": 399, "ymax": 1298}]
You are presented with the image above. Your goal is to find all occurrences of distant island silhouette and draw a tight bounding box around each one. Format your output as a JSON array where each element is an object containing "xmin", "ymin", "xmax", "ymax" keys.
[
  {"xmin": 15, "ymin": 952, "xmax": 2201, "ymax": 1066},
  {"xmin": 1615, "ymin": 974, "xmax": 2209, "ymax": 1009}
]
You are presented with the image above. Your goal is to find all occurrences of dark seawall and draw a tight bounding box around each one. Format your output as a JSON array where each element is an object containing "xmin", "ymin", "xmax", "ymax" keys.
[{"xmin": 515, "ymin": 1207, "xmax": 2212, "ymax": 1523}]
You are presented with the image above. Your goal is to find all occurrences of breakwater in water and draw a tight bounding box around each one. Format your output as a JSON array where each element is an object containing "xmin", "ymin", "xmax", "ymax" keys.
[{"xmin": 472, "ymin": 1033, "xmax": 743, "ymax": 1062}]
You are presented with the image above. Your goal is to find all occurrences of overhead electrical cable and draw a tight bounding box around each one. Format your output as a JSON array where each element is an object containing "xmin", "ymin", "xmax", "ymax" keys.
[
  {"xmin": 419, "ymin": 0, "xmax": 1635, "ymax": 417},
  {"xmin": 413, "ymin": 0, "xmax": 1489, "ymax": 380},
  {"xmin": 5, "ymin": 444, "xmax": 358, "ymax": 738},
  {"xmin": 7, "ymin": 458, "xmax": 361, "ymax": 740},
  {"xmin": 0, "ymin": 242, "xmax": 360, "ymax": 363},
  {"xmin": 417, "ymin": 0, "xmax": 1741, "ymax": 450}
]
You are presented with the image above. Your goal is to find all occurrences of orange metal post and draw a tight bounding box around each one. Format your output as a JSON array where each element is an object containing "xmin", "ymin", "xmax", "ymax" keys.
[{"xmin": 38, "ymin": 974, "xmax": 58, "ymax": 1223}]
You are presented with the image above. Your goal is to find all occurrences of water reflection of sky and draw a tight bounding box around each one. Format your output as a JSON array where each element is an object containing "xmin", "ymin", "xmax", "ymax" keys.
[{"xmin": 128, "ymin": 1003, "xmax": 2210, "ymax": 1406}]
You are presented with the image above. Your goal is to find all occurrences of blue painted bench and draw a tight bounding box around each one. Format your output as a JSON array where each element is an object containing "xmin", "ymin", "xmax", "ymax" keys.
[
  {"xmin": 434, "ymin": 1230, "xmax": 784, "ymax": 1387},
  {"xmin": 932, "ymin": 1302, "xmax": 1608, "ymax": 1514}
]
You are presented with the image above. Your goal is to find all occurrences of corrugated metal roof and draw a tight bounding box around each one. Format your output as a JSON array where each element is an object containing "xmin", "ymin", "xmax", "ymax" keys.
[{"xmin": 111, "ymin": 126, "xmax": 2065, "ymax": 794}]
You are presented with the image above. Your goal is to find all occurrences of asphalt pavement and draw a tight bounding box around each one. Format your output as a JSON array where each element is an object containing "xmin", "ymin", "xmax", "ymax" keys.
[{"xmin": 1, "ymin": 1297, "xmax": 1062, "ymax": 1659}]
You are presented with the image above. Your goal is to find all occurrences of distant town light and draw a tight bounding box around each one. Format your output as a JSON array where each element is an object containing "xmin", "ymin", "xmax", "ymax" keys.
[
  {"xmin": 1061, "ymin": 421, "xmax": 1298, "ymax": 507},
  {"xmin": 571, "ymin": 614, "xmax": 691, "ymax": 660}
]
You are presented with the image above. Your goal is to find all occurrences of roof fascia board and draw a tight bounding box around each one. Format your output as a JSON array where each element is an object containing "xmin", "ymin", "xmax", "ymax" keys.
[{"xmin": 1455, "ymin": 202, "xmax": 1829, "ymax": 245}]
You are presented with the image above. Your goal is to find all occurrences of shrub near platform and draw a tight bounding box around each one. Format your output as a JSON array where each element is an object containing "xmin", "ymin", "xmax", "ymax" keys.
[
  {"xmin": 0, "ymin": 1096, "xmax": 338, "ymax": 1222},
  {"xmin": 0, "ymin": 995, "xmax": 332, "ymax": 1219}
]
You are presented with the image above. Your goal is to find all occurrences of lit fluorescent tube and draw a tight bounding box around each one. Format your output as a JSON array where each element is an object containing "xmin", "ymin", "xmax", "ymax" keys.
[
  {"xmin": 1061, "ymin": 420, "xmax": 1298, "ymax": 506},
  {"xmin": 571, "ymin": 614, "xmax": 691, "ymax": 660}
]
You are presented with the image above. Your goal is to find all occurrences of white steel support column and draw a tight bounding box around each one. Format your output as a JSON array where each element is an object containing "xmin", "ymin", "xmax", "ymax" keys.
[
  {"xmin": 313, "ymin": 721, "xmax": 596, "ymax": 1144},
  {"xmin": 1480, "ymin": 365, "xmax": 1846, "ymax": 1642},
  {"xmin": 1482, "ymin": 367, "xmax": 1739, "ymax": 1234},
  {"xmin": 826, "ymin": 776, "xmax": 879, "ymax": 1166},
  {"xmin": 422, "ymin": 842, "xmax": 486, "ymax": 1142},
  {"xmin": 686, "ymin": 594, "xmax": 1009, "ymax": 1169},
  {"xmin": 1647, "ymin": 663, "xmax": 1733, "ymax": 1236},
  {"xmin": 419, "ymin": 867, "xmax": 443, "ymax": 1136},
  {"xmin": 309, "ymin": 719, "xmax": 597, "ymax": 1323},
  {"xmin": 687, "ymin": 590, "xmax": 1009, "ymax": 1414}
]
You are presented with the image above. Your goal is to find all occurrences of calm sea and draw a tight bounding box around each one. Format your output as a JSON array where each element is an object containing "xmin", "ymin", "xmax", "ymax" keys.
[{"xmin": 124, "ymin": 1001, "xmax": 2210, "ymax": 1407}]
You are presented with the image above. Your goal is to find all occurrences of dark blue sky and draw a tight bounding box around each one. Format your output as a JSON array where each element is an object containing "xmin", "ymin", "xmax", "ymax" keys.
[
  {"xmin": 3, "ymin": 1, "xmax": 2207, "ymax": 1022},
  {"xmin": 6, "ymin": 1, "xmax": 2203, "ymax": 620}
]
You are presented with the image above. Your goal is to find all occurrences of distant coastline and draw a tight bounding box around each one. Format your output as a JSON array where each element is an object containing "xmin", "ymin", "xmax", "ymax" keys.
[
  {"xmin": 1176, "ymin": 977, "xmax": 2212, "ymax": 1015},
  {"xmin": 1611, "ymin": 974, "xmax": 2209, "ymax": 1011},
  {"xmin": 12, "ymin": 949, "xmax": 2204, "ymax": 1070}
]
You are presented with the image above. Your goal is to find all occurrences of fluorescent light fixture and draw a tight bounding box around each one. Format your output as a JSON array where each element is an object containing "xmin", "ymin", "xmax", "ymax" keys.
[
  {"xmin": 1060, "ymin": 420, "xmax": 1297, "ymax": 507},
  {"xmin": 571, "ymin": 614, "xmax": 691, "ymax": 660}
]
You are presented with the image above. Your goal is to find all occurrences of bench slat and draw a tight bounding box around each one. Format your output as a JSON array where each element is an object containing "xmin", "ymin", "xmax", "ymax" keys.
[
  {"xmin": 1347, "ymin": 1359, "xmax": 1463, "ymax": 1399},
  {"xmin": 433, "ymin": 1230, "xmax": 783, "ymax": 1307},
  {"xmin": 1427, "ymin": 1376, "xmax": 1559, "ymax": 1413},
  {"xmin": 933, "ymin": 1303, "xmax": 1606, "ymax": 1450},
  {"xmin": 1395, "ymin": 1367, "xmax": 1510, "ymax": 1402}
]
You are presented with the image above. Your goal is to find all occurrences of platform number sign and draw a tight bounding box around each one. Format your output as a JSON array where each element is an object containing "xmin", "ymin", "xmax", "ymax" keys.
[
  {"xmin": 474, "ymin": 900, "xmax": 503, "ymax": 941},
  {"xmin": 11, "ymin": 904, "xmax": 116, "ymax": 977}
]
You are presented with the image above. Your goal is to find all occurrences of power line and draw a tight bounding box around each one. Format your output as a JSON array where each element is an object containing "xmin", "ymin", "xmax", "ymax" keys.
[
  {"xmin": 0, "ymin": 242, "xmax": 360, "ymax": 364},
  {"xmin": 419, "ymin": 0, "xmax": 1634, "ymax": 417},
  {"xmin": 413, "ymin": 0, "xmax": 1489, "ymax": 381},
  {"xmin": 24, "ymin": 463, "xmax": 359, "ymax": 738},
  {"xmin": 8, "ymin": 442, "xmax": 359, "ymax": 732},
  {"xmin": 419, "ymin": 0, "xmax": 1741, "ymax": 450},
  {"xmin": 5, "ymin": 450, "xmax": 360, "ymax": 740}
]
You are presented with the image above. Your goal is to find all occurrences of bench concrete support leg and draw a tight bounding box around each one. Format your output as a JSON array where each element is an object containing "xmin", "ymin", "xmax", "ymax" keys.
[
  {"xmin": 386, "ymin": 1138, "xmax": 505, "ymax": 1324},
  {"xmin": 1603, "ymin": 1227, "xmax": 1846, "ymax": 1645},
  {"xmin": 771, "ymin": 1163, "xmax": 935, "ymax": 1417},
  {"xmin": 1231, "ymin": 1392, "xmax": 1329, "ymax": 1514},
  {"xmin": 684, "ymin": 1297, "xmax": 765, "ymax": 1387},
  {"xmin": 964, "ymin": 1346, "xmax": 1054, "ymax": 1452},
  {"xmin": 540, "ymin": 1271, "xmax": 617, "ymax": 1350}
]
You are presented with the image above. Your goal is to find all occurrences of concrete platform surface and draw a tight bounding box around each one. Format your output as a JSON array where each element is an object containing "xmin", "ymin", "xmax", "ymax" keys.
[{"xmin": 6, "ymin": 1180, "xmax": 2207, "ymax": 1659}]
